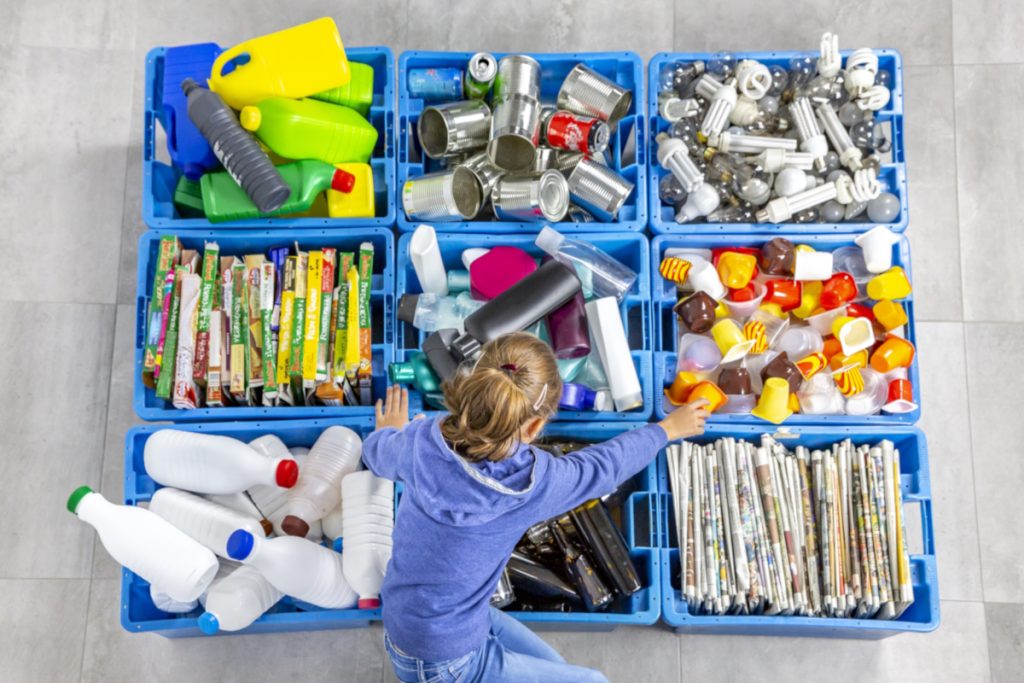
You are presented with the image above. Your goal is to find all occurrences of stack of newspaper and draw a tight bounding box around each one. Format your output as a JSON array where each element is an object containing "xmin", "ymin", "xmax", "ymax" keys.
[{"xmin": 666, "ymin": 435, "xmax": 914, "ymax": 619}]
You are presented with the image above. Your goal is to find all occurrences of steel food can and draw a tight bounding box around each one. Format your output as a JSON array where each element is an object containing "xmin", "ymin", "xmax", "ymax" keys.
[
  {"xmin": 408, "ymin": 67, "xmax": 464, "ymax": 101},
  {"xmin": 402, "ymin": 167, "xmax": 484, "ymax": 221},
  {"xmin": 492, "ymin": 170, "xmax": 570, "ymax": 222},
  {"xmin": 545, "ymin": 111, "xmax": 610, "ymax": 155},
  {"xmin": 493, "ymin": 55, "xmax": 542, "ymax": 101},
  {"xmin": 488, "ymin": 94, "xmax": 541, "ymax": 172},
  {"xmin": 551, "ymin": 150, "xmax": 585, "ymax": 175},
  {"xmin": 557, "ymin": 63, "xmax": 633, "ymax": 128},
  {"xmin": 417, "ymin": 100, "xmax": 491, "ymax": 159},
  {"xmin": 461, "ymin": 150, "xmax": 506, "ymax": 200},
  {"xmin": 465, "ymin": 52, "xmax": 497, "ymax": 100},
  {"xmin": 567, "ymin": 158, "xmax": 634, "ymax": 221},
  {"xmin": 532, "ymin": 147, "xmax": 557, "ymax": 172}
]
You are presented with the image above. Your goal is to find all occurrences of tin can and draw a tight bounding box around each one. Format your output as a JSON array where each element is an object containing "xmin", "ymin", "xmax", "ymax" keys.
[
  {"xmin": 557, "ymin": 63, "xmax": 633, "ymax": 128},
  {"xmin": 492, "ymin": 170, "xmax": 570, "ymax": 222},
  {"xmin": 408, "ymin": 67, "xmax": 464, "ymax": 102},
  {"xmin": 494, "ymin": 55, "xmax": 541, "ymax": 101},
  {"xmin": 567, "ymin": 205, "xmax": 596, "ymax": 223},
  {"xmin": 533, "ymin": 147, "xmax": 557, "ymax": 172},
  {"xmin": 465, "ymin": 52, "xmax": 497, "ymax": 100},
  {"xmin": 545, "ymin": 111, "xmax": 610, "ymax": 155},
  {"xmin": 551, "ymin": 150, "xmax": 585, "ymax": 175},
  {"xmin": 402, "ymin": 167, "xmax": 484, "ymax": 221},
  {"xmin": 488, "ymin": 94, "xmax": 541, "ymax": 172},
  {"xmin": 567, "ymin": 158, "xmax": 634, "ymax": 221},
  {"xmin": 461, "ymin": 151, "xmax": 506, "ymax": 201},
  {"xmin": 417, "ymin": 100, "xmax": 491, "ymax": 159}
]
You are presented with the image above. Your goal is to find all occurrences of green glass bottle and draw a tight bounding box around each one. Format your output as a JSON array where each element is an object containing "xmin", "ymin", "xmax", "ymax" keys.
[
  {"xmin": 388, "ymin": 352, "xmax": 441, "ymax": 394},
  {"xmin": 311, "ymin": 62, "xmax": 375, "ymax": 116},
  {"xmin": 200, "ymin": 159, "xmax": 354, "ymax": 223},
  {"xmin": 240, "ymin": 97, "xmax": 378, "ymax": 165}
]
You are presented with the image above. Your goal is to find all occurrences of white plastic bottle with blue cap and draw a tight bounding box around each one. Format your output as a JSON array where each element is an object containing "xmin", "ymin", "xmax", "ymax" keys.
[
  {"xmin": 67, "ymin": 486, "xmax": 219, "ymax": 603},
  {"xmin": 143, "ymin": 429, "xmax": 299, "ymax": 495},
  {"xmin": 149, "ymin": 487, "xmax": 271, "ymax": 559},
  {"xmin": 198, "ymin": 564, "xmax": 284, "ymax": 634},
  {"xmin": 225, "ymin": 528, "xmax": 357, "ymax": 609}
]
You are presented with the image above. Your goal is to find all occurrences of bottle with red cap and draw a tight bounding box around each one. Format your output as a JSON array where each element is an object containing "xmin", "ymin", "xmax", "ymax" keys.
[
  {"xmin": 142, "ymin": 429, "xmax": 299, "ymax": 495},
  {"xmin": 280, "ymin": 426, "xmax": 363, "ymax": 537}
]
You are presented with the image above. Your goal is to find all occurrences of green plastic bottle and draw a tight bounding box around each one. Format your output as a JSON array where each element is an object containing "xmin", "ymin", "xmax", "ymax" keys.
[
  {"xmin": 201, "ymin": 159, "xmax": 355, "ymax": 223},
  {"xmin": 239, "ymin": 97, "xmax": 378, "ymax": 165},
  {"xmin": 311, "ymin": 62, "xmax": 375, "ymax": 116},
  {"xmin": 388, "ymin": 352, "xmax": 441, "ymax": 394}
]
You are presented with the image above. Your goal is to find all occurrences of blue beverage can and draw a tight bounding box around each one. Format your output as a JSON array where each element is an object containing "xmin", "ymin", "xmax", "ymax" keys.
[{"xmin": 408, "ymin": 67, "xmax": 464, "ymax": 102}]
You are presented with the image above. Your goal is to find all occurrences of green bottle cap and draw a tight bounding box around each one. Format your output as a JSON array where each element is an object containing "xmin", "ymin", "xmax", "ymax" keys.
[
  {"xmin": 389, "ymin": 362, "xmax": 414, "ymax": 384},
  {"xmin": 66, "ymin": 485, "xmax": 94, "ymax": 514}
]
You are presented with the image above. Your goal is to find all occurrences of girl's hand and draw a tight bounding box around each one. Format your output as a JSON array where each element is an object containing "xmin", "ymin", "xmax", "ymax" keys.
[
  {"xmin": 375, "ymin": 386, "xmax": 423, "ymax": 431},
  {"xmin": 658, "ymin": 399, "xmax": 710, "ymax": 441}
]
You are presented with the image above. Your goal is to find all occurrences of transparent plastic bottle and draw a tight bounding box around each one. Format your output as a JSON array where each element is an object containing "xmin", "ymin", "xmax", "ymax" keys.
[
  {"xmin": 280, "ymin": 426, "xmax": 363, "ymax": 537},
  {"xmin": 198, "ymin": 564, "xmax": 284, "ymax": 634},
  {"xmin": 397, "ymin": 292, "xmax": 485, "ymax": 332},
  {"xmin": 535, "ymin": 226, "xmax": 637, "ymax": 301}
]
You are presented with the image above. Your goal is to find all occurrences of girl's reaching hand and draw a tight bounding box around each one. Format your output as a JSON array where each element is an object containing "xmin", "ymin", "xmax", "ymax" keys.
[
  {"xmin": 375, "ymin": 386, "xmax": 424, "ymax": 431},
  {"xmin": 658, "ymin": 399, "xmax": 710, "ymax": 441}
]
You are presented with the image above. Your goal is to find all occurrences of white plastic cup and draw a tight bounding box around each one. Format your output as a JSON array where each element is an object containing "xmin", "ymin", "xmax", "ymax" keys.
[
  {"xmin": 775, "ymin": 326, "xmax": 824, "ymax": 361},
  {"xmin": 410, "ymin": 225, "xmax": 449, "ymax": 296},
  {"xmin": 719, "ymin": 393, "xmax": 756, "ymax": 414},
  {"xmin": 854, "ymin": 225, "xmax": 899, "ymax": 274},
  {"xmin": 792, "ymin": 250, "xmax": 834, "ymax": 281},
  {"xmin": 845, "ymin": 368, "xmax": 888, "ymax": 415},
  {"xmin": 687, "ymin": 259, "xmax": 727, "ymax": 300},
  {"xmin": 797, "ymin": 372, "xmax": 846, "ymax": 414}
]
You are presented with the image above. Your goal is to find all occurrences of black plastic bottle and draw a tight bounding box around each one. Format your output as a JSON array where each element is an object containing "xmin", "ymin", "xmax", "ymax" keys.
[{"xmin": 182, "ymin": 78, "xmax": 290, "ymax": 213}]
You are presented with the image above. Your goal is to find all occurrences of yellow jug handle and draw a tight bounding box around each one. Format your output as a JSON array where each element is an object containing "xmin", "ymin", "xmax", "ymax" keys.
[{"xmin": 210, "ymin": 44, "xmax": 249, "ymax": 85}]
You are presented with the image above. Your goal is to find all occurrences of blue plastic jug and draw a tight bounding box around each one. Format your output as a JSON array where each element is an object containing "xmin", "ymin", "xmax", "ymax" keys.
[{"xmin": 160, "ymin": 43, "xmax": 222, "ymax": 179}]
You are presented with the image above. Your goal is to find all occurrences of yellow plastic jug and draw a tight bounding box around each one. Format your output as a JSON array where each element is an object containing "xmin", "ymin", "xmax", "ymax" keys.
[
  {"xmin": 327, "ymin": 163, "xmax": 375, "ymax": 218},
  {"xmin": 209, "ymin": 18, "xmax": 351, "ymax": 110}
]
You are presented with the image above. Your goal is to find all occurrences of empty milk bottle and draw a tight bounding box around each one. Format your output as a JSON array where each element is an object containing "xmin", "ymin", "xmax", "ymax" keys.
[
  {"xmin": 238, "ymin": 437, "xmax": 321, "ymax": 540},
  {"xmin": 240, "ymin": 98, "xmax": 378, "ymax": 164},
  {"xmin": 143, "ymin": 429, "xmax": 298, "ymax": 495},
  {"xmin": 322, "ymin": 503, "xmax": 344, "ymax": 541},
  {"xmin": 281, "ymin": 426, "xmax": 363, "ymax": 537},
  {"xmin": 182, "ymin": 78, "xmax": 290, "ymax": 213},
  {"xmin": 201, "ymin": 159, "xmax": 355, "ymax": 223},
  {"xmin": 226, "ymin": 529, "xmax": 358, "ymax": 609},
  {"xmin": 150, "ymin": 585, "xmax": 199, "ymax": 614},
  {"xmin": 148, "ymin": 488, "xmax": 270, "ymax": 558},
  {"xmin": 198, "ymin": 564, "xmax": 284, "ymax": 634},
  {"xmin": 68, "ymin": 486, "xmax": 219, "ymax": 602},
  {"xmin": 341, "ymin": 471, "xmax": 394, "ymax": 608},
  {"xmin": 535, "ymin": 226, "xmax": 637, "ymax": 301}
]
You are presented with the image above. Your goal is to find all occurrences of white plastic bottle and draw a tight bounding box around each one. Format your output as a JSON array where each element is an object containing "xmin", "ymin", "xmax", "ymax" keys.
[
  {"xmin": 410, "ymin": 224, "xmax": 448, "ymax": 295},
  {"xmin": 322, "ymin": 503, "xmax": 344, "ymax": 541},
  {"xmin": 535, "ymin": 226, "xmax": 637, "ymax": 302},
  {"xmin": 148, "ymin": 488, "xmax": 270, "ymax": 558},
  {"xmin": 280, "ymin": 426, "xmax": 363, "ymax": 537},
  {"xmin": 245, "ymin": 436, "xmax": 300, "ymax": 518},
  {"xmin": 68, "ymin": 486, "xmax": 218, "ymax": 602},
  {"xmin": 226, "ymin": 529, "xmax": 357, "ymax": 609},
  {"xmin": 585, "ymin": 297, "xmax": 642, "ymax": 412},
  {"xmin": 150, "ymin": 585, "xmax": 199, "ymax": 614},
  {"xmin": 143, "ymin": 430, "xmax": 299, "ymax": 494},
  {"xmin": 341, "ymin": 471, "xmax": 395, "ymax": 609},
  {"xmin": 197, "ymin": 564, "xmax": 284, "ymax": 634}
]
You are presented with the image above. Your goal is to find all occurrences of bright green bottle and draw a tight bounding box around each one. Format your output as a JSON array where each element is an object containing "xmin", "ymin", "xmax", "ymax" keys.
[
  {"xmin": 201, "ymin": 159, "xmax": 355, "ymax": 223},
  {"xmin": 240, "ymin": 97, "xmax": 378, "ymax": 165},
  {"xmin": 311, "ymin": 62, "xmax": 375, "ymax": 116}
]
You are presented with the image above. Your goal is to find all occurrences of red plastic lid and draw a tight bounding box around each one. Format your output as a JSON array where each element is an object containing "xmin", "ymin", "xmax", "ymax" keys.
[
  {"xmin": 331, "ymin": 168, "xmax": 356, "ymax": 193},
  {"xmin": 275, "ymin": 459, "xmax": 299, "ymax": 488},
  {"xmin": 358, "ymin": 598, "xmax": 381, "ymax": 609},
  {"xmin": 729, "ymin": 284, "xmax": 757, "ymax": 303}
]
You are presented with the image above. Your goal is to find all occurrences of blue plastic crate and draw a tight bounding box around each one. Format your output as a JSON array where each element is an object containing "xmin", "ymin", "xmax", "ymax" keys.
[
  {"xmin": 656, "ymin": 423, "xmax": 939, "ymax": 637},
  {"xmin": 397, "ymin": 51, "xmax": 646, "ymax": 233},
  {"xmin": 134, "ymin": 228, "xmax": 394, "ymax": 421},
  {"xmin": 395, "ymin": 231, "xmax": 653, "ymax": 420},
  {"xmin": 121, "ymin": 418, "xmax": 379, "ymax": 637},
  {"xmin": 651, "ymin": 233, "xmax": 920, "ymax": 425},
  {"xmin": 120, "ymin": 420, "xmax": 660, "ymax": 635},
  {"xmin": 142, "ymin": 46, "xmax": 396, "ymax": 229},
  {"xmin": 647, "ymin": 50, "xmax": 907, "ymax": 234}
]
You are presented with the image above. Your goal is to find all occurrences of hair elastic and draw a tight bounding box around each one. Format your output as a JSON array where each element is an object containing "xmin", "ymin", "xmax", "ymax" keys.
[{"xmin": 501, "ymin": 363, "xmax": 518, "ymax": 372}]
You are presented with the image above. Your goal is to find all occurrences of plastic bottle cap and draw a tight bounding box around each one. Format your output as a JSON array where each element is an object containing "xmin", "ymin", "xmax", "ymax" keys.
[
  {"xmin": 358, "ymin": 598, "xmax": 382, "ymax": 609},
  {"xmin": 226, "ymin": 529, "xmax": 255, "ymax": 561},
  {"xmin": 331, "ymin": 168, "xmax": 357, "ymax": 193},
  {"xmin": 389, "ymin": 362, "xmax": 414, "ymax": 384},
  {"xmin": 239, "ymin": 106, "xmax": 261, "ymax": 131},
  {"xmin": 258, "ymin": 518, "xmax": 274, "ymax": 536},
  {"xmin": 534, "ymin": 226, "xmax": 565, "ymax": 256},
  {"xmin": 66, "ymin": 485, "xmax": 94, "ymax": 514},
  {"xmin": 197, "ymin": 613, "xmax": 220, "ymax": 635},
  {"xmin": 281, "ymin": 515, "xmax": 311, "ymax": 538},
  {"xmin": 397, "ymin": 294, "xmax": 420, "ymax": 324},
  {"xmin": 275, "ymin": 459, "xmax": 299, "ymax": 488}
]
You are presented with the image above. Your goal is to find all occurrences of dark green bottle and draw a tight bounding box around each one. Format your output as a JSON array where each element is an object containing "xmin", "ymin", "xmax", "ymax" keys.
[{"xmin": 388, "ymin": 352, "xmax": 441, "ymax": 394}]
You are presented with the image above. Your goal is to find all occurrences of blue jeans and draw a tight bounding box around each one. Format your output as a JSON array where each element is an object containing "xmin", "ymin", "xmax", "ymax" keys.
[{"xmin": 384, "ymin": 607, "xmax": 609, "ymax": 683}]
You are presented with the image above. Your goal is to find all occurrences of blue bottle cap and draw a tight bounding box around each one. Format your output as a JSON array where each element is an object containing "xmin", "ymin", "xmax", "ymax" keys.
[
  {"xmin": 197, "ymin": 612, "xmax": 219, "ymax": 635},
  {"xmin": 226, "ymin": 529, "xmax": 254, "ymax": 561}
]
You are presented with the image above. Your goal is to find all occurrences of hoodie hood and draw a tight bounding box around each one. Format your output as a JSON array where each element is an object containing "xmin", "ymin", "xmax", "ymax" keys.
[{"xmin": 403, "ymin": 418, "xmax": 541, "ymax": 526}]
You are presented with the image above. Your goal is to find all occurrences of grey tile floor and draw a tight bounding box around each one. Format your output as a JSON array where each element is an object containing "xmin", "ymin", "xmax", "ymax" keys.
[{"xmin": 1, "ymin": 0, "xmax": 1020, "ymax": 681}]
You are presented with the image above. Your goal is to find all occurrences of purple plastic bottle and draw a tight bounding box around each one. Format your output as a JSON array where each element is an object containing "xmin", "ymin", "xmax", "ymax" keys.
[{"xmin": 543, "ymin": 256, "xmax": 590, "ymax": 359}]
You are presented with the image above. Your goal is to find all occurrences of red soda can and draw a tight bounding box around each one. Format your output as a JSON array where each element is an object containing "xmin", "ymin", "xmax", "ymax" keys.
[{"xmin": 544, "ymin": 111, "xmax": 610, "ymax": 155}]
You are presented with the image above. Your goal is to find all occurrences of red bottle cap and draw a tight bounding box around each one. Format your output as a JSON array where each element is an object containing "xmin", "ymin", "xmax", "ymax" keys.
[
  {"xmin": 729, "ymin": 284, "xmax": 757, "ymax": 303},
  {"xmin": 331, "ymin": 168, "xmax": 356, "ymax": 193},
  {"xmin": 358, "ymin": 598, "xmax": 382, "ymax": 609},
  {"xmin": 275, "ymin": 459, "xmax": 299, "ymax": 488}
]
